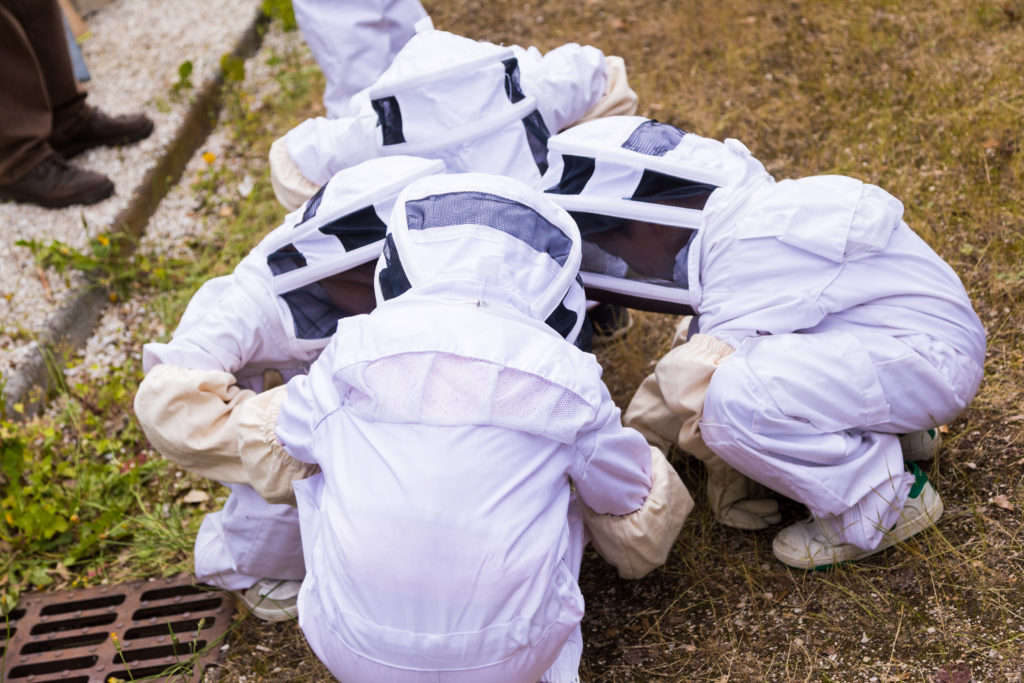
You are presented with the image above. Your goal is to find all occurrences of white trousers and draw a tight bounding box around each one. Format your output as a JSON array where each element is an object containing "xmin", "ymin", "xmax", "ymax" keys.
[
  {"xmin": 701, "ymin": 328, "xmax": 983, "ymax": 550},
  {"xmin": 292, "ymin": 0, "xmax": 428, "ymax": 117},
  {"xmin": 193, "ymin": 483, "xmax": 305, "ymax": 590}
]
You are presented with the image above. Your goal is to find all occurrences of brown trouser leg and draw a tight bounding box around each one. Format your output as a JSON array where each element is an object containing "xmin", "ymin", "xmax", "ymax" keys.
[{"xmin": 0, "ymin": 0, "xmax": 87, "ymax": 183}]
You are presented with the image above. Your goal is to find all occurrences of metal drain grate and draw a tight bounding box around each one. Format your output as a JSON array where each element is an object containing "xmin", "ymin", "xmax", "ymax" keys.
[{"xmin": 2, "ymin": 575, "xmax": 236, "ymax": 683}]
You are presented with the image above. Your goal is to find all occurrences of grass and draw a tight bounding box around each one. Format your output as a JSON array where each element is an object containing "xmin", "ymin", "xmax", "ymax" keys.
[{"xmin": 3, "ymin": 0, "xmax": 1024, "ymax": 680}]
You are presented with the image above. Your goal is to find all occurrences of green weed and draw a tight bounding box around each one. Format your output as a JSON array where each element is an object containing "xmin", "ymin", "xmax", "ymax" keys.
[
  {"xmin": 260, "ymin": 0, "xmax": 297, "ymax": 31},
  {"xmin": 16, "ymin": 228, "xmax": 186, "ymax": 304},
  {"xmin": 172, "ymin": 60, "xmax": 194, "ymax": 95}
]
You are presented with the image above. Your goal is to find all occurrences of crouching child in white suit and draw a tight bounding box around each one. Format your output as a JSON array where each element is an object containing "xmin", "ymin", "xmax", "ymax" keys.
[
  {"xmin": 270, "ymin": 27, "xmax": 638, "ymax": 210},
  {"xmin": 134, "ymin": 156, "xmax": 448, "ymax": 620},
  {"xmin": 234, "ymin": 173, "xmax": 693, "ymax": 682},
  {"xmin": 541, "ymin": 116, "xmax": 986, "ymax": 570}
]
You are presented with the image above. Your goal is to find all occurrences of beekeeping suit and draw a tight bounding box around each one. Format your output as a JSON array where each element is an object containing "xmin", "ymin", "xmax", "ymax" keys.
[
  {"xmin": 270, "ymin": 27, "xmax": 638, "ymax": 210},
  {"xmin": 133, "ymin": 156, "xmax": 445, "ymax": 591},
  {"xmin": 292, "ymin": 0, "xmax": 430, "ymax": 118},
  {"xmin": 236, "ymin": 173, "xmax": 692, "ymax": 682},
  {"xmin": 542, "ymin": 116, "xmax": 986, "ymax": 550}
]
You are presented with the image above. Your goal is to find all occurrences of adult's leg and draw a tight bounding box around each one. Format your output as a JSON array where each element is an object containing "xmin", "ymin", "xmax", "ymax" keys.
[
  {"xmin": 0, "ymin": 3, "xmax": 57, "ymax": 182},
  {"xmin": 0, "ymin": 0, "xmax": 87, "ymax": 146},
  {"xmin": 701, "ymin": 329, "xmax": 977, "ymax": 551}
]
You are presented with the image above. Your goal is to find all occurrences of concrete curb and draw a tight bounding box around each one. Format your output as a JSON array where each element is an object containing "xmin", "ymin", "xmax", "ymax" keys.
[{"xmin": 2, "ymin": 10, "xmax": 267, "ymax": 419}]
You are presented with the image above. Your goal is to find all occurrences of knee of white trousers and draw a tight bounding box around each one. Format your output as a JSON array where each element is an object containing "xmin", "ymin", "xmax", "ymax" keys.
[
  {"xmin": 194, "ymin": 485, "xmax": 306, "ymax": 588},
  {"xmin": 702, "ymin": 347, "xmax": 903, "ymax": 516},
  {"xmin": 703, "ymin": 353, "xmax": 762, "ymax": 448}
]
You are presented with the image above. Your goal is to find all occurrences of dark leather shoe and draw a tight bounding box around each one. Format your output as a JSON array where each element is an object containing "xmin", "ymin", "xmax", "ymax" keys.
[
  {"xmin": 0, "ymin": 154, "xmax": 114, "ymax": 208},
  {"xmin": 51, "ymin": 108, "xmax": 154, "ymax": 158}
]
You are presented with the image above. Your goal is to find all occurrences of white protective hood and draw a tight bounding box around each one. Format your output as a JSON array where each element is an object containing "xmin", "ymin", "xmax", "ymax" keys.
[
  {"xmin": 243, "ymin": 155, "xmax": 446, "ymax": 345},
  {"xmin": 367, "ymin": 29, "xmax": 554, "ymax": 182},
  {"xmin": 542, "ymin": 116, "xmax": 771, "ymax": 314},
  {"xmin": 374, "ymin": 172, "xmax": 587, "ymax": 344},
  {"xmin": 285, "ymin": 29, "xmax": 606, "ymax": 188}
]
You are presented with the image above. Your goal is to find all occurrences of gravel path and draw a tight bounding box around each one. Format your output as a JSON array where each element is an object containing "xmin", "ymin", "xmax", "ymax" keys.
[
  {"xmin": 0, "ymin": 0, "xmax": 262, "ymax": 380},
  {"xmin": 62, "ymin": 22, "xmax": 308, "ymax": 388}
]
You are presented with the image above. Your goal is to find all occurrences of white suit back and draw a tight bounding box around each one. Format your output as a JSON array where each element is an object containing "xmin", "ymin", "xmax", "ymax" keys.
[{"xmin": 275, "ymin": 174, "xmax": 654, "ymax": 681}]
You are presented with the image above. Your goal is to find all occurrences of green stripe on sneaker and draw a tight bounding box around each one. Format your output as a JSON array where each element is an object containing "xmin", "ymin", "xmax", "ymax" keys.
[{"xmin": 906, "ymin": 460, "xmax": 929, "ymax": 499}]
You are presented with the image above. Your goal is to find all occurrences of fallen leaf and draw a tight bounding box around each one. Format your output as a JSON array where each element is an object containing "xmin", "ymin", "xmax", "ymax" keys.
[
  {"xmin": 935, "ymin": 661, "xmax": 973, "ymax": 683},
  {"xmin": 182, "ymin": 489, "xmax": 211, "ymax": 504},
  {"xmin": 992, "ymin": 494, "xmax": 1014, "ymax": 511}
]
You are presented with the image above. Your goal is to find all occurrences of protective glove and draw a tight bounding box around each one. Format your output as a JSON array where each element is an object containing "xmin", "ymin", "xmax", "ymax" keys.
[
  {"xmin": 269, "ymin": 135, "xmax": 321, "ymax": 211},
  {"xmin": 581, "ymin": 445, "xmax": 693, "ymax": 579},
  {"xmin": 236, "ymin": 384, "xmax": 320, "ymax": 506},
  {"xmin": 575, "ymin": 55, "xmax": 639, "ymax": 124},
  {"xmin": 625, "ymin": 328, "xmax": 781, "ymax": 530},
  {"xmin": 134, "ymin": 364, "xmax": 255, "ymax": 483}
]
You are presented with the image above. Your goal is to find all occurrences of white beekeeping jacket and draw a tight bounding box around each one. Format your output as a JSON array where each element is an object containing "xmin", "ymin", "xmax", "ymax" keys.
[
  {"xmin": 542, "ymin": 116, "xmax": 984, "ymax": 362},
  {"xmin": 285, "ymin": 29, "xmax": 607, "ymax": 187},
  {"xmin": 541, "ymin": 115, "xmax": 771, "ymax": 315},
  {"xmin": 275, "ymin": 173, "xmax": 654, "ymax": 678},
  {"xmin": 142, "ymin": 156, "xmax": 445, "ymax": 388}
]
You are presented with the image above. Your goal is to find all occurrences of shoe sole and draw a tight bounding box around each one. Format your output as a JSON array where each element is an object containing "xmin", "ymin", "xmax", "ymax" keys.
[
  {"xmin": 246, "ymin": 602, "xmax": 299, "ymax": 622},
  {"xmin": 238, "ymin": 593, "xmax": 299, "ymax": 622},
  {"xmin": 773, "ymin": 484, "xmax": 944, "ymax": 570}
]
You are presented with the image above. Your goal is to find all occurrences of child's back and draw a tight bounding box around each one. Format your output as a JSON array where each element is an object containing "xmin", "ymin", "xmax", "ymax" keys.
[{"xmin": 266, "ymin": 173, "xmax": 682, "ymax": 682}]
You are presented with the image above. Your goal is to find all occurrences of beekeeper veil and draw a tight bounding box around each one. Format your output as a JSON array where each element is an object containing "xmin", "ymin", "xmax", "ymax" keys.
[
  {"xmin": 542, "ymin": 115, "xmax": 770, "ymax": 315},
  {"xmin": 375, "ymin": 172, "xmax": 587, "ymax": 344},
  {"xmin": 255, "ymin": 155, "xmax": 446, "ymax": 347}
]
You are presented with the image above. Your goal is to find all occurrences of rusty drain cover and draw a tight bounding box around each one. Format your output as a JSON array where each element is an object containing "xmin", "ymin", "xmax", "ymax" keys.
[{"xmin": 2, "ymin": 575, "xmax": 236, "ymax": 682}]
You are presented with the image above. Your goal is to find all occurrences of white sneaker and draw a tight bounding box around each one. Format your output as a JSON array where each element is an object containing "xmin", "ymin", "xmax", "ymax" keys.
[
  {"xmin": 772, "ymin": 463, "xmax": 943, "ymax": 570},
  {"xmin": 899, "ymin": 428, "xmax": 941, "ymax": 462},
  {"xmin": 237, "ymin": 578, "xmax": 301, "ymax": 622}
]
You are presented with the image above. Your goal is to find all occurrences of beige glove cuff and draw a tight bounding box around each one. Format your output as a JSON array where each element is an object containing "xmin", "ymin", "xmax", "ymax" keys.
[
  {"xmin": 134, "ymin": 364, "xmax": 255, "ymax": 482},
  {"xmin": 622, "ymin": 317, "xmax": 696, "ymax": 449},
  {"xmin": 269, "ymin": 135, "xmax": 321, "ymax": 211},
  {"xmin": 622, "ymin": 372, "xmax": 681, "ymax": 452},
  {"xmin": 653, "ymin": 335, "xmax": 780, "ymax": 529},
  {"xmin": 582, "ymin": 446, "xmax": 693, "ymax": 579},
  {"xmin": 654, "ymin": 333, "xmax": 734, "ymax": 462},
  {"xmin": 576, "ymin": 56, "xmax": 639, "ymax": 124},
  {"xmin": 237, "ymin": 384, "xmax": 320, "ymax": 506}
]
